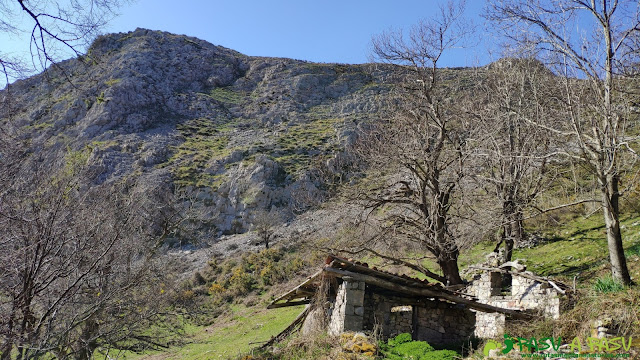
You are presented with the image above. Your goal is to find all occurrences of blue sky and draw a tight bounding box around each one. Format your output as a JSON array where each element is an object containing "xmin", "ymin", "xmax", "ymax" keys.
[
  {"xmin": 2, "ymin": 0, "xmax": 495, "ymax": 81},
  {"xmin": 104, "ymin": 0, "xmax": 493, "ymax": 67}
]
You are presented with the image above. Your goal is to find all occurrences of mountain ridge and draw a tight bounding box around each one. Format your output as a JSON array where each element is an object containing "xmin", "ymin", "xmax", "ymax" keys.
[{"xmin": 1, "ymin": 28, "xmax": 398, "ymax": 237}]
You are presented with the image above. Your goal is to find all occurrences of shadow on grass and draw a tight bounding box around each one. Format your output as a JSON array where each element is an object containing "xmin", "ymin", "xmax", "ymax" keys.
[
  {"xmin": 565, "ymin": 223, "xmax": 606, "ymax": 240},
  {"xmin": 551, "ymin": 259, "xmax": 606, "ymax": 279},
  {"xmin": 625, "ymin": 242, "xmax": 640, "ymax": 257},
  {"xmin": 549, "ymin": 239, "xmax": 640, "ymax": 279},
  {"xmin": 535, "ymin": 223, "xmax": 605, "ymax": 244}
]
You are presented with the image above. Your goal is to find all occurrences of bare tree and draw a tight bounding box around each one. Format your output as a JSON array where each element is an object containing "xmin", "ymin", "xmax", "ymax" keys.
[
  {"xmin": 250, "ymin": 209, "xmax": 284, "ymax": 249},
  {"xmin": 488, "ymin": 0, "xmax": 640, "ymax": 285},
  {"xmin": 0, "ymin": 143, "xmax": 189, "ymax": 359},
  {"xmin": 473, "ymin": 58, "xmax": 560, "ymax": 265},
  {"xmin": 353, "ymin": 1, "xmax": 474, "ymax": 286},
  {"xmin": 0, "ymin": 0, "xmax": 125, "ymax": 86}
]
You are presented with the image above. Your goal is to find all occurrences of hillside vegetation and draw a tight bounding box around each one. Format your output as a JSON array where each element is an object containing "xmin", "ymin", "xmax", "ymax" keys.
[
  {"xmin": 1, "ymin": 28, "xmax": 399, "ymax": 236},
  {"xmin": 117, "ymin": 211, "xmax": 639, "ymax": 359},
  {"xmin": 2, "ymin": 25, "xmax": 640, "ymax": 360}
]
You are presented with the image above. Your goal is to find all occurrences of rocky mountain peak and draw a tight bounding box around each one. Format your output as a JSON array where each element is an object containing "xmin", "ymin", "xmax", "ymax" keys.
[{"xmin": 1, "ymin": 29, "xmax": 395, "ymax": 237}]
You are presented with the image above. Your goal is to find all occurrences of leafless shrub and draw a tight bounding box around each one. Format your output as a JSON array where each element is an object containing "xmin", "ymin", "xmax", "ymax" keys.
[
  {"xmin": 1, "ymin": 0, "xmax": 126, "ymax": 86},
  {"xmin": 0, "ymin": 140, "xmax": 190, "ymax": 359}
]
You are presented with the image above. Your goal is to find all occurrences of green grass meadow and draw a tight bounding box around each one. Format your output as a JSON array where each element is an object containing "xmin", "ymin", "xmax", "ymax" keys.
[{"xmin": 120, "ymin": 305, "xmax": 305, "ymax": 360}]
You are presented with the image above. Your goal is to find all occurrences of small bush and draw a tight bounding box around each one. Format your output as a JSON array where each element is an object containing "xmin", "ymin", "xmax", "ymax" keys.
[
  {"xmin": 388, "ymin": 333, "xmax": 413, "ymax": 347},
  {"xmin": 421, "ymin": 349, "xmax": 459, "ymax": 360},
  {"xmin": 208, "ymin": 282, "xmax": 225, "ymax": 296},
  {"xmin": 392, "ymin": 341, "xmax": 435, "ymax": 358},
  {"xmin": 177, "ymin": 290, "xmax": 195, "ymax": 304},
  {"xmin": 593, "ymin": 276, "xmax": 624, "ymax": 293},
  {"xmin": 259, "ymin": 264, "xmax": 276, "ymax": 286},
  {"xmin": 378, "ymin": 333, "xmax": 460, "ymax": 360},
  {"xmin": 286, "ymin": 257, "xmax": 305, "ymax": 274},
  {"xmin": 226, "ymin": 243, "xmax": 239, "ymax": 251},
  {"xmin": 192, "ymin": 271, "xmax": 207, "ymax": 286},
  {"xmin": 229, "ymin": 267, "xmax": 254, "ymax": 295},
  {"xmin": 192, "ymin": 285, "xmax": 209, "ymax": 297}
]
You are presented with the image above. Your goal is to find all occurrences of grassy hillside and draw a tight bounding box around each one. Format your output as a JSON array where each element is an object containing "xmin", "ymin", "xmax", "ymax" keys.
[
  {"xmin": 119, "ymin": 212, "xmax": 640, "ymax": 359},
  {"xmin": 460, "ymin": 213, "xmax": 640, "ymax": 283},
  {"xmin": 118, "ymin": 305, "xmax": 305, "ymax": 360}
]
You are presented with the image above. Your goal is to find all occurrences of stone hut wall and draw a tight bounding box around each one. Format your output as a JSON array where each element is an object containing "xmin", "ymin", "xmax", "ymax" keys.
[
  {"xmin": 468, "ymin": 271, "xmax": 564, "ymax": 338},
  {"xmin": 321, "ymin": 270, "xmax": 562, "ymax": 342},
  {"xmin": 362, "ymin": 290, "xmax": 475, "ymax": 345},
  {"xmin": 362, "ymin": 293, "xmax": 412, "ymax": 338},
  {"xmin": 474, "ymin": 312, "xmax": 505, "ymax": 339},
  {"xmin": 328, "ymin": 279, "xmax": 365, "ymax": 335}
]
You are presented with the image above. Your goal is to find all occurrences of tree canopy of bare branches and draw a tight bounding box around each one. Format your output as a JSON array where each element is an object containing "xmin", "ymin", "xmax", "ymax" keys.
[
  {"xmin": 0, "ymin": 140, "xmax": 188, "ymax": 359},
  {"xmin": 472, "ymin": 58, "xmax": 561, "ymax": 263},
  {"xmin": 250, "ymin": 208, "xmax": 284, "ymax": 249},
  {"xmin": 354, "ymin": 1, "xmax": 475, "ymax": 286},
  {"xmin": 0, "ymin": 0, "xmax": 125, "ymax": 86},
  {"xmin": 488, "ymin": 0, "xmax": 640, "ymax": 285}
]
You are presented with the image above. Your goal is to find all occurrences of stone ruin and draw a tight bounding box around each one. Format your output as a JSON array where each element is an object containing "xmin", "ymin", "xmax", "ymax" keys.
[
  {"xmin": 267, "ymin": 255, "xmax": 569, "ymax": 346},
  {"xmin": 326, "ymin": 277, "xmax": 476, "ymax": 344},
  {"xmin": 467, "ymin": 268, "xmax": 568, "ymax": 338}
]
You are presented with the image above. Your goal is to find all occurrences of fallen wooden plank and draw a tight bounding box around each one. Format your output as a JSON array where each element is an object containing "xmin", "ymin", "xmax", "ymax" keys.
[
  {"xmin": 267, "ymin": 269, "xmax": 323, "ymax": 308},
  {"xmin": 266, "ymin": 300, "xmax": 311, "ymax": 309},
  {"xmin": 260, "ymin": 306, "xmax": 310, "ymax": 349}
]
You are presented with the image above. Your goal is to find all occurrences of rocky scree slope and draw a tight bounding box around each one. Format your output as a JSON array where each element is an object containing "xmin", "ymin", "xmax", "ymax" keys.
[{"xmin": 1, "ymin": 28, "xmax": 394, "ymax": 238}]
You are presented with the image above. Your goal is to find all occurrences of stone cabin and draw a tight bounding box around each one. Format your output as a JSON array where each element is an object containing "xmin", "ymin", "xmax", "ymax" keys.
[
  {"xmin": 268, "ymin": 255, "xmax": 568, "ymax": 345},
  {"xmin": 467, "ymin": 266, "xmax": 568, "ymax": 338}
]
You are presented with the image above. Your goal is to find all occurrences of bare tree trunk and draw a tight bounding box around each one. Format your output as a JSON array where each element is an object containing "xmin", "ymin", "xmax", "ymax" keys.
[
  {"xmin": 433, "ymin": 190, "xmax": 464, "ymax": 286},
  {"xmin": 502, "ymin": 201, "xmax": 515, "ymax": 264},
  {"xmin": 502, "ymin": 206, "xmax": 526, "ymax": 288},
  {"xmin": 601, "ymin": 175, "xmax": 632, "ymax": 285},
  {"xmin": 514, "ymin": 210, "xmax": 524, "ymax": 245},
  {"xmin": 434, "ymin": 239, "xmax": 464, "ymax": 286},
  {"xmin": 503, "ymin": 208, "xmax": 525, "ymax": 262},
  {"xmin": 75, "ymin": 320, "xmax": 98, "ymax": 360},
  {"xmin": 598, "ymin": 6, "xmax": 632, "ymax": 286},
  {"xmin": 437, "ymin": 256, "xmax": 463, "ymax": 286}
]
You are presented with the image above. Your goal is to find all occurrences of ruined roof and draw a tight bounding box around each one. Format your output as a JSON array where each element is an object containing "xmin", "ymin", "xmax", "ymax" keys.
[
  {"xmin": 268, "ymin": 255, "xmax": 531, "ymax": 319},
  {"xmin": 326, "ymin": 255, "xmax": 445, "ymax": 290},
  {"xmin": 268, "ymin": 254, "xmax": 444, "ymax": 309}
]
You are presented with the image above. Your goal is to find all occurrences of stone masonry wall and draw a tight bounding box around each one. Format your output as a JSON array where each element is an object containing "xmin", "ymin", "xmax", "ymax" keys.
[
  {"xmin": 474, "ymin": 312, "xmax": 505, "ymax": 339},
  {"xmin": 469, "ymin": 271, "xmax": 563, "ymax": 338},
  {"xmin": 362, "ymin": 290, "xmax": 475, "ymax": 345},
  {"xmin": 390, "ymin": 307, "xmax": 413, "ymax": 337},
  {"xmin": 362, "ymin": 293, "xmax": 411, "ymax": 338},
  {"xmin": 414, "ymin": 302, "xmax": 476, "ymax": 344},
  {"xmin": 322, "ymin": 271, "xmax": 560, "ymax": 342},
  {"xmin": 328, "ymin": 279, "xmax": 365, "ymax": 335}
]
